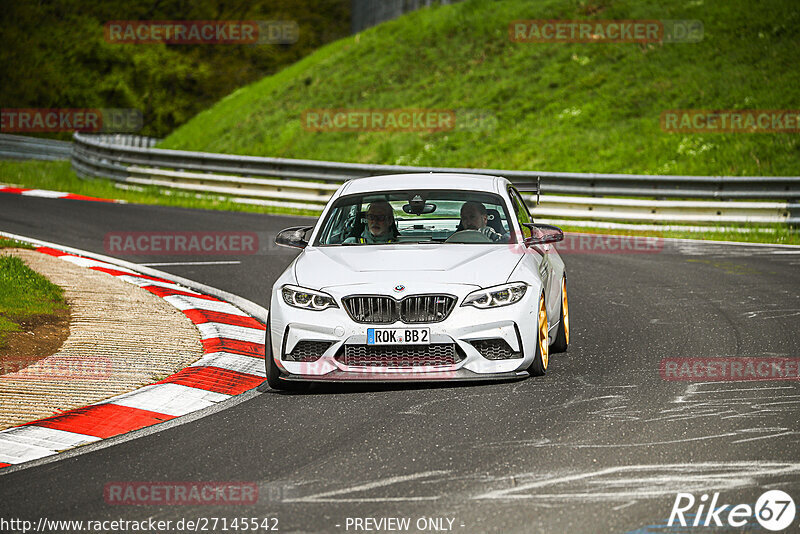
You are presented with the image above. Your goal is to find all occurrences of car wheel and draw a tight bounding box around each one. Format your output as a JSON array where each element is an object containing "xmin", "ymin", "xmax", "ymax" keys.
[
  {"xmin": 527, "ymin": 293, "xmax": 549, "ymax": 377},
  {"xmin": 550, "ymin": 276, "xmax": 569, "ymax": 354},
  {"xmin": 265, "ymin": 319, "xmax": 303, "ymax": 391}
]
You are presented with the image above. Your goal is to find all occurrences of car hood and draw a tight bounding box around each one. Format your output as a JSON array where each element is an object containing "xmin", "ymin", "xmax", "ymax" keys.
[{"xmin": 294, "ymin": 244, "xmax": 523, "ymax": 290}]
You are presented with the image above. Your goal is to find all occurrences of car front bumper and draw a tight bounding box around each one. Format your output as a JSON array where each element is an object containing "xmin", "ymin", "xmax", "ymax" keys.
[{"xmin": 268, "ymin": 284, "xmax": 541, "ymax": 381}]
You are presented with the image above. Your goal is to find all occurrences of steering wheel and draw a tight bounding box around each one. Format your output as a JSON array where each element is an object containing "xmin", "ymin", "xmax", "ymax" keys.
[{"xmin": 444, "ymin": 229, "xmax": 493, "ymax": 243}]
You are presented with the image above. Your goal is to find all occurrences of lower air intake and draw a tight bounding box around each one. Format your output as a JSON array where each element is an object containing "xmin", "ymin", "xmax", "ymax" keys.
[
  {"xmin": 284, "ymin": 340, "xmax": 334, "ymax": 362},
  {"xmin": 469, "ymin": 338, "xmax": 521, "ymax": 360},
  {"xmin": 337, "ymin": 344, "xmax": 462, "ymax": 367}
]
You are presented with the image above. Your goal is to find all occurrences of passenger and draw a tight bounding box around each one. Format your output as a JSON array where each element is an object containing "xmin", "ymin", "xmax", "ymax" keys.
[
  {"xmin": 460, "ymin": 201, "xmax": 506, "ymax": 242},
  {"xmin": 344, "ymin": 201, "xmax": 396, "ymax": 244}
]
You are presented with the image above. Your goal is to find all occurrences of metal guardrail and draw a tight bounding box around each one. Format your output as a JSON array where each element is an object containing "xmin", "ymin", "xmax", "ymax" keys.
[
  {"xmin": 64, "ymin": 132, "xmax": 799, "ymax": 226},
  {"xmin": 0, "ymin": 134, "xmax": 72, "ymax": 161}
]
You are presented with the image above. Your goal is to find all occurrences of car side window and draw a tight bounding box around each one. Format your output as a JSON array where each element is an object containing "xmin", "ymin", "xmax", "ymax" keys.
[
  {"xmin": 320, "ymin": 204, "xmax": 356, "ymax": 244},
  {"xmin": 508, "ymin": 187, "xmax": 533, "ymax": 238}
]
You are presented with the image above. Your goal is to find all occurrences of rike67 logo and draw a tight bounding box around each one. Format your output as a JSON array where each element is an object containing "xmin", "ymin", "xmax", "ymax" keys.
[{"xmin": 669, "ymin": 490, "xmax": 796, "ymax": 531}]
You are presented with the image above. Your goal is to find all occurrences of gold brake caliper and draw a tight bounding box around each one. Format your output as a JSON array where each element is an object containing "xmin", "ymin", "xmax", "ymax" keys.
[
  {"xmin": 562, "ymin": 277, "xmax": 569, "ymax": 345},
  {"xmin": 539, "ymin": 295, "xmax": 549, "ymax": 368}
]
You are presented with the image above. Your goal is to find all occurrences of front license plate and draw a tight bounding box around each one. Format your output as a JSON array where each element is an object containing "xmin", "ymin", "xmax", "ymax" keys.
[{"xmin": 367, "ymin": 328, "xmax": 430, "ymax": 345}]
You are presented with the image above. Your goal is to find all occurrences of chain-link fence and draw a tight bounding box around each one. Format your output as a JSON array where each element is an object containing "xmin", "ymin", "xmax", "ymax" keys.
[{"xmin": 351, "ymin": 0, "xmax": 460, "ymax": 33}]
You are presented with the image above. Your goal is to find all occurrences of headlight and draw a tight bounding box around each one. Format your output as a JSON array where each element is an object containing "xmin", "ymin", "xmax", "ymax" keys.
[
  {"xmin": 462, "ymin": 282, "xmax": 527, "ymax": 309},
  {"xmin": 281, "ymin": 285, "xmax": 339, "ymax": 311}
]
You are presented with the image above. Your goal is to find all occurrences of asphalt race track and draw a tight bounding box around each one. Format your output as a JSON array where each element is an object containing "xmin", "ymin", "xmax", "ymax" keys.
[{"xmin": 2, "ymin": 194, "xmax": 799, "ymax": 533}]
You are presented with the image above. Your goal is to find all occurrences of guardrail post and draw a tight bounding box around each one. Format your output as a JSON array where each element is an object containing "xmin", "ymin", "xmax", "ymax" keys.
[{"xmin": 789, "ymin": 203, "xmax": 800, "ymax": 229}]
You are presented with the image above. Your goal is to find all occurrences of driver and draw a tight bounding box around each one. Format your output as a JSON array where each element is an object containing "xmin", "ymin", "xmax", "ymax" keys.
[
  {"xmin": 344, "ymin": 201, "xmax": 396, "ymax": 244},
  {"xmin": 460, "ymin": 201, "xmax": 506, "ymax": 242}
]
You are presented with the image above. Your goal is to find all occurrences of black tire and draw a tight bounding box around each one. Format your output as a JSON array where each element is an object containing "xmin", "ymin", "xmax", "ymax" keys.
[
  {"xmin": 265, "ymin": 320, "xmax": 303, "ymax": 391},
  {"xmin": 550, "ymin": 276, "xmax": 570, "ymax": 354},
  {"xmin": 527, "ymin": 293, "xmax": 549, "ymax": 377}
]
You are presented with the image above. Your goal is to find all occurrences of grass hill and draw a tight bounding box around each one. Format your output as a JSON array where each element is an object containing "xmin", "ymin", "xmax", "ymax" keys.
[{"xmin": 160, "ymin": 0, "xmax": 800, "ymax": 177}]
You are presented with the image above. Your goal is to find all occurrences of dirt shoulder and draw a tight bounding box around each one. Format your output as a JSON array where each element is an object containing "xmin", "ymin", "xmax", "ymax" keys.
[
  {"xmin": 0, "ymin": 308, "xmax": 70, "ymax": 374},
  {"xmin": 0, "ymin": 248, "xmax": 203, "ymax": 430}
]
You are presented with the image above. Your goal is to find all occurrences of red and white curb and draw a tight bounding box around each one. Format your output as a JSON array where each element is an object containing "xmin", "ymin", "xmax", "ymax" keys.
[
  {"xmin": 0, "ymin": 244, "xmax": 265, "ymax": 469},
  {"xmin": 0, "ymin": 185, "xmax": 121, "ymax": 203}
]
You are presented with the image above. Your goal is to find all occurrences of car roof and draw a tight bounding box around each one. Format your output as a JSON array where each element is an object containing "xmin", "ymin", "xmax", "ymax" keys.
[{"xmin": 339, "ymin": 173, "xmax": 509, "ymax": 196}]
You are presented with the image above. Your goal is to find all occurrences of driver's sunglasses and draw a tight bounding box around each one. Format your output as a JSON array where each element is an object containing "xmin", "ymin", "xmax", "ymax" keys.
[{"xmin": 366, "ymin": 214, "xmax": 389, "ymax": 222}]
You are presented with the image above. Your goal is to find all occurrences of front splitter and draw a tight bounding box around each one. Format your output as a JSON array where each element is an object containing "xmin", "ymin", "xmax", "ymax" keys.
[{"xmin": 280, "ymin": 369, "xmax": 529, "ymax": 383}]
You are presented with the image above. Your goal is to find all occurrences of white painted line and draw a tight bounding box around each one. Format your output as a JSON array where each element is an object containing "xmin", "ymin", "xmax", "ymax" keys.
[
  {"xmin": 20, "ymin": 189, "xmax": 68, "ymax": 198},
  {"xmin": 163, "ymin": 294, "xmax": 245, "ymax": 315},
  {"xmin": 731, "ymin": 431, "xmax": 800, "ymax": 444},
  {"xmin": 664, "ymin": 236, "xmax": 800, "ymax": 249},
  {"xmin": 0, "ymin": 440, "xmax": 56, "ymax": 465},
  {"xmin": 196, "ymin": 322, "xmax": 265, "ymax": 343},
  {"xmin": 190, "ymin": 352, "xmax": 266, "ymax": 377},
  {"xmin": 286, "ymin": 471, "xmax": 448, "ymax": 503},
  {"xmin": 0, "ymin": 425, "xmax": 99, "ymax": 464},
  {"xmin": 692, "ymin": 386, "xmax": 795, "ymax": 394},
  {"xmin": 565, "ymin": 432, "xmax": 738, "ymax": 448},
  {"xmin": 612, "ymin": 501, "xmax": 637, "ymax": 511},
  {"xmin": 59, "ymin": 255, "xmax": 137, "ymax": 273},
  {"xmin": 104, "ymin": 383, "xmax": 230, "ymax": 417},
  {"xmin": 140, "ymin": 261, "xmax": 242, "ymax": 266},
  {"xmin": 473, "ymin": 462, "xmax": 800, "ymax": 501},
  {"xmin": 0, "ymin": 426, "xmax": 100, "ymax": 452},
  {"xmin": 115, "ymin": 275, "xmax": 201, "ymax": 294}
]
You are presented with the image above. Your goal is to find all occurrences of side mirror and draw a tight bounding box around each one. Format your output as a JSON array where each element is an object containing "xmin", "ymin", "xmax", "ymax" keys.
[
  {"xmin": 275, "ymin": 226, "xmax": 313, "ymax": 249},
  {"xmin": 522, "ymin": 223, "xmax": 564, "ymax": 246}
]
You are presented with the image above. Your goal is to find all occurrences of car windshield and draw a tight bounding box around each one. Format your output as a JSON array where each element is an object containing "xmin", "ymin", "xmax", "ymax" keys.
[{"xmin": 315, "ymin": 190, "xmax": 516, "ymax": 245}]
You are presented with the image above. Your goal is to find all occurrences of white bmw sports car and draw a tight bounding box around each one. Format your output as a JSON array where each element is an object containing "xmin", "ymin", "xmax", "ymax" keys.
[{"xmin": 266, "ymin": 173, "xmax": 569, "ymax": 389}]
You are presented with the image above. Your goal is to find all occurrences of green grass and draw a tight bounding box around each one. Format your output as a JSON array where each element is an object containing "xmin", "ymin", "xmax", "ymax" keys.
[
  {"xmin": 0, "ymin": 255, "xmax": 67, "ymax": 348},
  {"xmin": 160, "ymin": 0, "xmax": 800, "ymax": 177},
  {"xmin": 557, "ymin": 223, "xmax": 800, "ymax": 246},
  {"xmin": 0, "ymin": 160, "xmax": 320, "ymax": 217},
  {"xmin": 0, "ymin": 238, "xmax": 35, "ymax": 250}
]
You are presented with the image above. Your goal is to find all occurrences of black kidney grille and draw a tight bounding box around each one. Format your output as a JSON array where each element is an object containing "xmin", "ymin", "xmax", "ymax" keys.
[
  {"xmin": 343, "ymin": 295, "xmax": 455, "ymax": 324},
  {"xmin": 399, "ymin": 295, "xmax": 455, "ymax": 323},
  {"xmin": 342, "ymin": 296, "xmax": 397, "ymax": 324}
]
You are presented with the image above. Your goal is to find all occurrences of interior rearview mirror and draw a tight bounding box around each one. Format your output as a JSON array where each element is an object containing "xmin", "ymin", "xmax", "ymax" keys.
[{"xmin": 402, "ymin": 202, "xmax": 436, "ymax": 215}]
